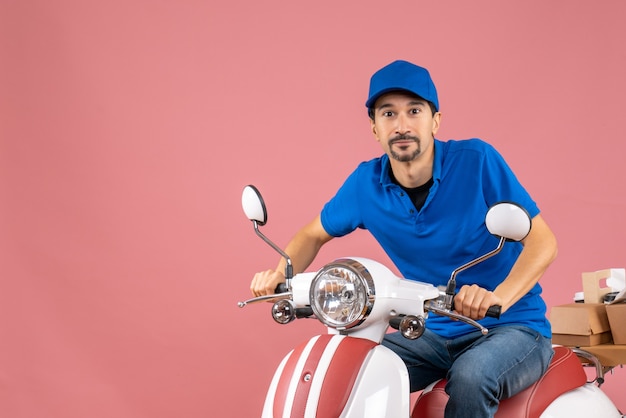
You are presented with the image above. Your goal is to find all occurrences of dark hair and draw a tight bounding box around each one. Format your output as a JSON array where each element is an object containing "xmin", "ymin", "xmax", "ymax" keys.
[{"xmin": 368, "ymin": 99, "xmax": 438, "ymax": 120}]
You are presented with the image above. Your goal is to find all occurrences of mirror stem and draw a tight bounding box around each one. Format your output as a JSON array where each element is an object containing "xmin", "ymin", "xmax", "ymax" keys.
[
  {"xmin": 443, "ymin": 236, "xmax": 506, "ymax": 310},
  {"xmin": 253, "ymin": 221, "xmax": 294, "ymax": 289}
]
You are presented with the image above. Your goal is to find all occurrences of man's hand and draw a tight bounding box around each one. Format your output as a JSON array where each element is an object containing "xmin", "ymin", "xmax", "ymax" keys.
[
  {"xmin": 454, "ymin": 284, "xmax": 503, "ymax": 320},
  {"xmin": 251, "ymin": 269, "xmax": 286, "ymax": 297}
]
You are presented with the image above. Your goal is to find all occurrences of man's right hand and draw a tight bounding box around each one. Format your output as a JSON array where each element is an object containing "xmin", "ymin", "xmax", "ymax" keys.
[{"xmin": 250, "ymin": 269, "xmax": 286, "ymax": 297}]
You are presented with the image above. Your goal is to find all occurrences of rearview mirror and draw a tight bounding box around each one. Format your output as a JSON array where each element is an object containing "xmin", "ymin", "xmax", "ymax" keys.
[
  {"xmin": 485, "ymin": 202, "xmax": 531, "ymax": 242},
  {"xmin": 242, "ymin": 185, "xmax": 267, "ymax": 226}
]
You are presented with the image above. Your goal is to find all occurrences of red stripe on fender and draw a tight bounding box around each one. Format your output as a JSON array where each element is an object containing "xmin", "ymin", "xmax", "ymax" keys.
[
  {"xmin": 316, "ymin": 337, "xmax": 377, "ymax": 417},
  {"xmin": 273, "ymin": 335, "xmax": 333, "ymax": 417},
  {"xmin": 290, "ymin": 335, "xmax": 334, "ymax": 416}
]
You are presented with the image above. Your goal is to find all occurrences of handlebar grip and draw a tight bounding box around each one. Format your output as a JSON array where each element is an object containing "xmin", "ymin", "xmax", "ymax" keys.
[
  {"xmin": 389, "ymin": 315, "xmax": 404, "ymax": 330},
  {"xmin": 275, "ymin": 283, "xmax": 288, "ymax": 293},
  {"xmin": 486, "ymin": 305, "xmax": 501, "ymax": 319},
  {"xmin": 295, "ymin": 307, "xmax": 314, "ymax": 318},
  {"xmin": 451, "ymin": 299, "xmax": 501, "ymax": 319}
]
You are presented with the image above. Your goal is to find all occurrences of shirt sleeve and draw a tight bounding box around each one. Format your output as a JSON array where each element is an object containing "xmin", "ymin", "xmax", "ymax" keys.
[
  {"xmin": 480, "ymin": 141, "xmax": 540, "ymax": 218},
  {"xmin": 320, "ymin": 166, "xmax": 365, "ymax": 237}
]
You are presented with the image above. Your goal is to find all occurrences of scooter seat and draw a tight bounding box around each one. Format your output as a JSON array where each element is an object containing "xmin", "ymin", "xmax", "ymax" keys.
[{"xmin": 411, "ymin": 345, "xmax": 587, "ymax": 418}]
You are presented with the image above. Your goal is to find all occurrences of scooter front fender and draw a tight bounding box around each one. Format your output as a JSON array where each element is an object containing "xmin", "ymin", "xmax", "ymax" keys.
[{"xmin": 262, "ymin": 334, "xmax": 410, "ymax": 418}]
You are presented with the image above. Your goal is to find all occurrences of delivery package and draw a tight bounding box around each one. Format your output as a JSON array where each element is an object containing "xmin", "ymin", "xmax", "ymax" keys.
[
  {"xmin": 550, "ymin": 303, "xmax": 612, "ymax": 346},
  {"xmin": 582, "ymin": 268, "xmax": 626, "ymax": 345},
  {"xmin": 582, "ymin": 268, "xmax": 625, "ymax": 303},
  {"xmin": 605, "ymin": 303, "xmax": 626, "ymax": 344}
]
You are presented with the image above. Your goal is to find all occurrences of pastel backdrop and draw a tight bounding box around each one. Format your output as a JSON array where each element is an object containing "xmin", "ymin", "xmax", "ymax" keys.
[{"xmin": 1, "ymin": 1, "xmax": 625, "ymax": 417}]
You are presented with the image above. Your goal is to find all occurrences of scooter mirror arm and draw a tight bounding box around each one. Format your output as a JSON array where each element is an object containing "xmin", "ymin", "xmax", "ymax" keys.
[
  {"xmin": 253, "ymin": 220, "xmax": 294, "ymax": 290},
  {"xmin": 442, "ymin": 236, "xmax": 506, "ymax": 310}
]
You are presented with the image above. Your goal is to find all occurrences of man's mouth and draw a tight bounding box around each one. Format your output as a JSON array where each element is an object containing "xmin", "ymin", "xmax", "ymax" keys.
[
  {"xmin": 389, "ymin": 135, "xmax": 419, "ymax": 147},
  {"xmin": 392, "ymin": 140, "xmax": 414, "ymax": 146}
]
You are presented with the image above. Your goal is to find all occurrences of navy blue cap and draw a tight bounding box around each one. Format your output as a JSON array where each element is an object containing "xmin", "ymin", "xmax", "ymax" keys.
[{"xmin": 365, "ymin": 60, "xmax": 439, "ymax": 111}]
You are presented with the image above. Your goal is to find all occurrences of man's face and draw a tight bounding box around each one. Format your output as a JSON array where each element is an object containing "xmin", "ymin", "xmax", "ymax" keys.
[{"xmin": 370, "ymin": 92, "xmax": 441, "ymax": 163}]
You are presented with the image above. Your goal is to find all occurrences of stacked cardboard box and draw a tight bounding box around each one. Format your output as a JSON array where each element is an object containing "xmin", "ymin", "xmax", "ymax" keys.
[
  {"xmin": 551, "ymin": 269, "xmax": 626, "ymax": 346},
  {"xmin": 551, "ymin": 303, "xmax": 612, "ymax": 346},
  {"xmin": 606, "ymin": 303, "xmax": 626, "ymax": 344}
]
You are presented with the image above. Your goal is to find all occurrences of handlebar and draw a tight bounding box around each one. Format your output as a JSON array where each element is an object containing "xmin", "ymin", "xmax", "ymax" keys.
[
  {"xmin": 424, "ymin": 298, "xmax": 502, "ymax": 335},
  {"xmin": 486, "ymin": 305, "xmax": 502, "ymax": 319},
  {"xmin": 388, "ymin": 315, "xmax": 406, "ymax": 330},
  {"xmin": 249, "ymin": 283, "xmax": 501, "ymax": 323},
  {"xmin": 449, "ymin": 299, "xmax": 501, "ymax": 319},
  {"xmin": 237, "ymin": 283, "xmax": 291, "ymax": 308}
]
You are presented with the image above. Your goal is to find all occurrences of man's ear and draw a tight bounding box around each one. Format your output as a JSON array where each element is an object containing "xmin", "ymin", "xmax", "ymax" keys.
[
  {"xmin": 370, "ymin": 119, "xmax": 379, "ymax": 139},
  {"xmin": 432, "ymin": 112, "xmax": 442, "ymax": 135}
]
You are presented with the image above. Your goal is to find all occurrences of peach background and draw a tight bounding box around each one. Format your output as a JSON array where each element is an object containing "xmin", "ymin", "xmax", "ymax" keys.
[{"xmin": 1, "ymin": 1, "xmax": 625, "ymax": 417}]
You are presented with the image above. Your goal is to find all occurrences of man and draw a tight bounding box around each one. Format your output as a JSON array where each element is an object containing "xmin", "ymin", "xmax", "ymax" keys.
[{"xmin": 251, "ymin": 60, "xmax": 557, "ymax": 418}]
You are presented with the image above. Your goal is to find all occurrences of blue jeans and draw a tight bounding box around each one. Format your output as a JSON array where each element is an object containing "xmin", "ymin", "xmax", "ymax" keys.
[{"xmin": 382, "ymin": 325, "xmax": 553, "ymax": 418}]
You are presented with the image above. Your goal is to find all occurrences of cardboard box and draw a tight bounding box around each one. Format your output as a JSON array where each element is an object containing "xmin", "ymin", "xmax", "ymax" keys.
[
  {"xmin": 550, "ymin": 303, "xmax": 612, "ymax": 346},
  {"xmin": 552, "ymin": 332, "xmax": 612, "ymax": 347},
  {"xmin": 582, "ymin": 269, "xmax": 615, "ymax": 303},
  {"xmin": 606, "ymin": 303, "xmax": 626, "ymax": 344}
]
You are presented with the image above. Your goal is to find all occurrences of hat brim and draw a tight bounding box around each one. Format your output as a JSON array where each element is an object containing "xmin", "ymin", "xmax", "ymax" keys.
[{"xmin": 365, "ymin": 87, "xmax": 430, "ymax": 109}]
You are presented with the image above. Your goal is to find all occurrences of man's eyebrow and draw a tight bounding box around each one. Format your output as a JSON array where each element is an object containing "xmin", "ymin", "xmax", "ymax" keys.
[
  {"xmin": 376, "ymin": 103, "xmax": 394, "ymax": 111},
  {"xmin": 376, "ymin": 100, "xmax": 426, "ymax": 111}
]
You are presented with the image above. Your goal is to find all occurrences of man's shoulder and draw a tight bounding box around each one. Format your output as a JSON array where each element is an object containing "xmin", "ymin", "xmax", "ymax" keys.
[
  {"xmin": 357, "ymin": 154, "xmax": 386, "ymax": 166},
  {"xmin": 439, "ymin": 138, "xmax": 501, "ymax": 162},
  {"xmin": 353, "ymin": 155, "xmax": 387, "ymax": 174},
  {"xmin": 441, "ymin": 138, "xmax": 492, "ymax": 152}
]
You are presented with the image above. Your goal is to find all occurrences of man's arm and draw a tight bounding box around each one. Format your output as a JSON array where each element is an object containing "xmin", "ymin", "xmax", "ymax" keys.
[
  {"xmin": 250, "ymin": 214, "xmax": 334, "ymax": 297},
  {"xmin": 455, "ymin": 214, "xmax": 558, "ymax": 319}
]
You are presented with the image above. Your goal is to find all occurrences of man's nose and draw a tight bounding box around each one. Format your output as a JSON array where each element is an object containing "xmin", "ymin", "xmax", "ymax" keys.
[{"xmin": 395, "ymin": 113, "xmax": 411, "ymax": 134}]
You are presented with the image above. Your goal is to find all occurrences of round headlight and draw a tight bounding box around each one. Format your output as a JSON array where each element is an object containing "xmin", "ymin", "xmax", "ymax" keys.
[{"xmin": 309, "ymin": 259, "xmax": 375, "ymax": 330}]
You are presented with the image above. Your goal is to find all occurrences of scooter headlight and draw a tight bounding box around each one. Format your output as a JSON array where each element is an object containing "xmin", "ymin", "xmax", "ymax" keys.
[{"xmin": 309, "ymin": 259, "xmax": 375, "ymax": 330}]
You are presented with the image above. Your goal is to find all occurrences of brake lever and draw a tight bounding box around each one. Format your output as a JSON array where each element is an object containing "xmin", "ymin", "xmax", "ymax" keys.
[
  {"xmin": 237, "ymin": 292, "xmax": 292, "ymax": 308},
  {"xmin": 424, "ymin": 300, "xmax": 489, "ymax": 335}
]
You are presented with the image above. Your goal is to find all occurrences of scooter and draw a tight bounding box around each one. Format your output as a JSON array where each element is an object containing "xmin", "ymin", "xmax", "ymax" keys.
[{"xmin": 238, "ymin": 185, "xmax": 623, "ymax": 417}]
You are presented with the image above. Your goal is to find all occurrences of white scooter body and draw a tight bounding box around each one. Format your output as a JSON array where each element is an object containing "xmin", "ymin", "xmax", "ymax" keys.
[
  {"xmin": 261, "ymin": 262, "xmax": 439, "ymax": 417},
  {"xmin": 263, "ymin": 335, "xmax": 409, "ymax": 417},
  {"xmin": 541, "ymin": 384, "xmax": 621, "ymax": 417}
]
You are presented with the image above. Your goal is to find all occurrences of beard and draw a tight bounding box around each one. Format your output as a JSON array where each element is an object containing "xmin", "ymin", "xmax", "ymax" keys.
[{"xmin": 388, "ymin": 134, "xmax": 421, "ymax": 162}]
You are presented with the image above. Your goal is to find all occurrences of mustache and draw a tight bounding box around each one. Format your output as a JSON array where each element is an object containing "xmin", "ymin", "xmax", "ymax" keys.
[{"xmin": 389, "ymin": 134, "xmax": 420, "ymax": 144}]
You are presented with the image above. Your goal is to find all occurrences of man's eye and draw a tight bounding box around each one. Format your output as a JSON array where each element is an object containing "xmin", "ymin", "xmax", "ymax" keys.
[
  {"xmin": 382, "ymin": 111, "xmax": 394, "ymax": 117},
  {"xmin": 410, "ymin": 108, "xmax": 421, "ymax": 114}
]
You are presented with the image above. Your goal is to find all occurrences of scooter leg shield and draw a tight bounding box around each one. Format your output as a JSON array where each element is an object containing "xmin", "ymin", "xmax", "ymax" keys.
[{"xmin": 262, "ymin": 334, "xmax": 411, "ymax": 418}]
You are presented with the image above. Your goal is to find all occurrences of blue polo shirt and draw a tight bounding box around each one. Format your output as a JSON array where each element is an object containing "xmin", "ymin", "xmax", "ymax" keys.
[{"xmin": 320, "ymin": 139, "xmax": 551, "ymax": 338}]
